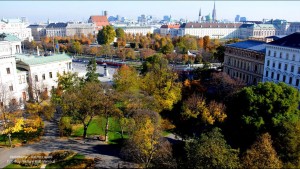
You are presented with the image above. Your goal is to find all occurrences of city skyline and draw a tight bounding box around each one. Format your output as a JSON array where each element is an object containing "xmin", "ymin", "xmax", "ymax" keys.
[{"xmin": 1, "ymin": 1, "xmax": 300, "ymax": 23}]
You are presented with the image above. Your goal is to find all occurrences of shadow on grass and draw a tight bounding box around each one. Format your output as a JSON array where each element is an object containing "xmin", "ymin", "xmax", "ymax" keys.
[{"xmin": 46, "ymin": 154, "xmax": 94, "ymax": 169}]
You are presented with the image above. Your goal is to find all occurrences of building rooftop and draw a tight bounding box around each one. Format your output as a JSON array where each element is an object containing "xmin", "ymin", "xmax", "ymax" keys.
[
  {"xmin": 0, "ymin": 33, "xmax": 21, "ymax": 42},
  {"xmin": 161, "ymin": 24, "xmax": 181, "ymax": 29},
  {"xmin": 46, "ymin": 23, "xmax": 68, "ymax": 28},
  {"xmin": 88, "ymin": 16, "xmax": 109, "ymax": 28},
  {"xmin": 16, "ymin": 53, "xmax": 72, "ymax": 66},
  {"xmin": 268, "ymin": 32, "xmax": 300, "ymax": 49},
  {"xmin": 27, "ymin": 24, "xmax": 46, "ymax": 28},
  {"xmin": 226, "ymin": 40, "xmax": 266, "ymax": 52},
  {"xmin": 180, "ymin": 22, "xmax": 243, "ymax": 28}
]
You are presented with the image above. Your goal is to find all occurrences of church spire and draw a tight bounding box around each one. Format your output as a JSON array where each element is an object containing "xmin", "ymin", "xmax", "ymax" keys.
[
  {"xmin": 212, "ymin": 1, "xmax": 217, "ymax": 22},
  {"xmin": 198, "ymin": 8, "xmax": 202, "ymax": 23}
]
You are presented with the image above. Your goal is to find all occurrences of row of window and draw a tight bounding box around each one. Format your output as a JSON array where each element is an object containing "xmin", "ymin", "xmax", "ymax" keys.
[
  {"xmin": 266, "ymin": 60, "xmax": 300, "ymax": 74},
  {"xmin": 225, "ymin": 68, "xmax": 258, "ymax": 85},
  {"xmin": 226, "ymin": 57, "xmax": 262, "ymax": 74},
  {"xmin": 265, "ymin": 71, "xmax": 300, "ymax": 86},
  {"xmin": 35, "ymin": 72, "xmax": 53, "ymax": 82},
  {"xmin": 267, "ymin": 50, "xmax": 296, "ymax": 61}
]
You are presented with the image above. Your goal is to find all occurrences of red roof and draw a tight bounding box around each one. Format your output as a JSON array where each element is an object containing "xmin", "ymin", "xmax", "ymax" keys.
[
  {"xmin": 89, "ymin": 15, "xmax": 109, "ymax": 29},
  {"xmin": 161, "ymin": 24, "xmax": 180, "ymax": 29}
]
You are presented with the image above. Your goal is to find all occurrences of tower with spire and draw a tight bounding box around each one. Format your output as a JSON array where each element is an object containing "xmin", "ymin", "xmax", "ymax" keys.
[
  {"xmin": 212, "ymin": 1, "xmax": 217, "ymax": 22},
  {"xmin": 198, "ymin": 8, "xmax": 202, "ymax": 23}
]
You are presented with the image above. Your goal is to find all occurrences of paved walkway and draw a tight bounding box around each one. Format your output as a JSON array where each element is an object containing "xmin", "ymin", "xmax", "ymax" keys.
[{"xmin": 0, "ymin": 115, "xmax": 128, "ymax": 168}]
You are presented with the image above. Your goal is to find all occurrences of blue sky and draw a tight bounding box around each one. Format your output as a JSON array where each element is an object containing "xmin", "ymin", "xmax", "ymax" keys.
[{"xmin": 1, "ymin": 1, "xmax": 300, "ymax": 23}]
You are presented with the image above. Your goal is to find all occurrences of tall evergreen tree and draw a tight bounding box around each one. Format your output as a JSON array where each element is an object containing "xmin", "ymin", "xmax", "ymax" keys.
[{"xmin": 85, "ymin": 58, "xmax": 100, "ymax": 83}]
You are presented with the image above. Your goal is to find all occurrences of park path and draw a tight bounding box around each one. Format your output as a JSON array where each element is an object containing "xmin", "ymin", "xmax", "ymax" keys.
[{"xmin": 0, "ymin": 113, "xmax": 133, "ymax": 168}]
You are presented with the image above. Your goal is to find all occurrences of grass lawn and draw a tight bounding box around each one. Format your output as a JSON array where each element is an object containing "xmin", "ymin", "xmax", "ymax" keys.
[
  {"xmin": 46, "ymin": 153, "xmax": 93, "ymax": 169},
  {"xmin": 4, "ymin": 164, "xmax": 41, "ymax": 169},
  {"xmin": 0, "ymin": 135, "xmax": 22, "ymax": 147},
  {"xmin": 71, "ymin": 116, "xmax": 127, "ymax": 144}
]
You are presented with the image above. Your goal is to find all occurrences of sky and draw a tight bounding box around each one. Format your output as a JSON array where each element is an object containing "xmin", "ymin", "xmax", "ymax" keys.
[{"xmin": 1, "ymin": 1, "xmax": 300, "ymax": 23}]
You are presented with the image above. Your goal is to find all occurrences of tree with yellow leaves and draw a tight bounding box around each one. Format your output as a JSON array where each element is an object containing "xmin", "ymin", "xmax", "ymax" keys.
[{"xmin": 120, "ymin": 109, "xmax": 174, "ymax": 168}]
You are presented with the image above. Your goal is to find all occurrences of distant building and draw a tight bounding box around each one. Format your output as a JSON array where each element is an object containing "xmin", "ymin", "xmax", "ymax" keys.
[
  {"xmin": 27, "ymin": 24, "xmax": 46, "ymax": 41},
  {"xmin": 223, "ymin": 40, "xmax": 266, "ymax": 85},
  {"xmin": 240, "ymin": 17, "xmax": 247, "ymax": 22},
  {"xmin": 239, "ymin": 24, "xmax": 277, "ymax": 39},
  {"xmin": 114, "ymin": 25, "xmax": 155, "ymax": 36},
  {"xmin": 263, "ymin": 32, "xmax": 300, "ymax": 89},
  {"xmin": 0, "ymin": 18, "xmax": 33, "ymax": 41},
  {"xmin": 160, "ymin": 24, "xmax": 180, "ymax": 37},
  {"xmin": 178, "ymin": 22, "xmax": 242, "ymax": 39},
  {"xmin": 46, "ymin": 23, "xmax": 67, "ymax": 37},
  {"xmin": 212, "ymin": 1, "xmax": 217, "ymax": 22},
  {"xmin": 235, "ymin": 15, "xmax": 240, "ymax": 22},
  {"xmin": 66, "ymin": 23, "xmax": 96, "ymax": 37},
  {"xmin": 88, "ymin": 15, "xmax": 109, "ymax": 30}
]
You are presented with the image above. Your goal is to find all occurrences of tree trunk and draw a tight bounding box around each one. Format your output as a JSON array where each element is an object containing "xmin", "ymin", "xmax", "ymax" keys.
[
  {"xmin": 8, "ymin": 134, "xmax": 12, "ymax": 148},
  {"xmin": 83, "ymin": 125, "xmax": 88, "ymax": 139},
  {"xmin": 105, "ymin": 114, "xmax": 109, "ymax": 142}
]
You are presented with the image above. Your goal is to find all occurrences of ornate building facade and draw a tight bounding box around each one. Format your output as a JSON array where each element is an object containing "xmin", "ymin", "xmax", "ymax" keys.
[{"xmin": 223, "ymin": 40, "xmax": 266, "ymax": 85}]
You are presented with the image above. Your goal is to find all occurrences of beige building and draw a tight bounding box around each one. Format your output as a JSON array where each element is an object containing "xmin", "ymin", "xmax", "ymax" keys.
[
  {"xmin": 66, "ymin": 23, "xmax": 96, "ymax": 37},
  {"xmin": 223, "ymin": 40, "xmax": 266, "ymax": 85}
]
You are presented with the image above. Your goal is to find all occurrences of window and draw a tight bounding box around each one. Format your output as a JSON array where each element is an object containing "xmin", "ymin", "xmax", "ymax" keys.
[
  {"xmin": 278, "ymin": 63, "xmax": 281, "ymax": 69},
  {"xmin": 292, "ymin": 54, "xmax": 296, "ymax": 61},
  {"xmin": 52, "ymin": 86, "xmax": 55, "ymax": 91},
  {"xmin": 35, "ymin": 75, "xmax": 38, "ymax": 82},
  {"xmin": 284, "ymin": 64, "xmax": 288, "ymax": 71},
  {"xmin": 291, "ymin": 66, "xmax": 294, "ymax": 73},
  {"xmin": 289, "ymin": 77, "xmax": 293, "ymax": 84},
  {"xmin": 271, "ymin": 72, "xmax": 274, "ymax": 79},
  {"xmin": 268, "ymin": 50, "xmax": 271, "ymax": 56},
  {"xmin": 274, "ymin": 51, "xmax": 277, "ymax": 57},
  {"xmin": 286, "ymin": 53, "xmax": 289, "ymax": 60},
  {"xmin": 6, "ymin": 68, "xmax": 10, "ymax": 74},
  {"xmin": 42, "ymin": 74, "xmax": 46, "ymax": 80},
  {"xmin": 266, "ymin": 71, "xmax": 269, "ymax": 77},
  {"xmin": 267, "ymin": 60, "xmax": 270, "ymax": 66},
  {"xmin": 280, "ymin": 52, "xmax": 282, "ymax": 58},
  {"xmin": 273, "ymin": 62, "xmax": 275, "ymax": 68},
  {"xmin": 277, "ymin": 74, "xmax": 280, "ymax": 80},
  {"xmin": 283, "ymin": 75, "xmax": 286, "ymax": 82},
  {"xmin": 296, "ymin": 79, "xmax": 299, "ymax": 86},
  {"xmin": 9, "ymin": 85, "xmax": 13, "ymax": 91},
  {"xmin": 298, "ymin": 67, "xmax": 300, "ymax": 74},
  {"xmin": 49, "ymin": 72, "xmax": 52, "ymax": 78}
]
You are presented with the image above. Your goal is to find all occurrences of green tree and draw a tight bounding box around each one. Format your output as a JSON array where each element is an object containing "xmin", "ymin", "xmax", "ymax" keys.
[
  {"xmin": 97, "ymin": 25, "xmax": 116, "ymax": 45},
  {"xmin": 226, "ymin": 82, "xmax": 300, "ymax": 153},
  {"xmin": 113, "ymin": 65, "xmax": 140, "ymax": 93},
  {"xmin": 275, "ymin": 120, "xmax": 300, "ymax": 168},
  {"xmin": 61, "ymin": 82, "xmax": 104, "ymax": 138},
  {"xmin": 85, "ymin": 58, "xmax": 100, "ymax": 83},
  {"xmin": 161, "ymin": 41, "xmax": 174, "ymax": 55},
  {"xmin": 115, "ymin": 28, "xmax": 125, "ymax": 39},
  {"xmin": 185, "ymin": 128, "xmax": 240, "ymax": 169},
  {"xmin": 214, "ymin": 45, "xmax": 225, "ymax": 63},
  {"xmin": 242, "ymin": 133, "xmax": 282, "ymax": 169},
  {"xmin": 141, "ymin": 54, "xmax": 182, "ymax": 112},
  {"xmin": 72, "ymin": 41, "xmax": 82, "ymax": 55}
]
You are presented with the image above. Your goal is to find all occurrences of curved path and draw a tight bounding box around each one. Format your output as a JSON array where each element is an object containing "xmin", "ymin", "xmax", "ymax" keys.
[{"xmin": 0, "ymin": 117, "xmax": 131, "ymax": 168}]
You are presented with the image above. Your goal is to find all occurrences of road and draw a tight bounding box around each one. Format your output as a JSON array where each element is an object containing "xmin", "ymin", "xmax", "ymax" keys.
[{"xmin": 0, "ymin": 115, "xmax": 135, "ymax": 168}]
